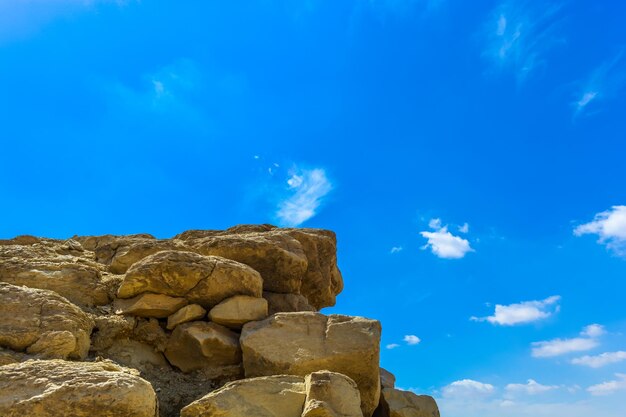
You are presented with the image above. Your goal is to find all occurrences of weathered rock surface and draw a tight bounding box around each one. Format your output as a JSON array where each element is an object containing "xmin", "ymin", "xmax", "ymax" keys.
[
  {"xmin": 0, "ymin": 359, "xmax": 158, "ymax": 417},
  {"xmin": 208, "ymin": 295, "xmax": 268, "ymax": 329},
  {"xmin": 240, "ymin": 312, "xmax": 381, "ymax": 417},
  {"xmin": 181, "ymin": 375, "xmax": 306, "ymax": 417},
  {"xmin": 303, "ymin": 370, "xmax": 363, "ymax": 417},
  {"xmin": 167, "ymin": 304, "xmax": 207, "ymax": 330},
  {"xmin": 380, "ymin": 368, "xmax": 396, "ymax": 389},
  {"xmin": 165, "ymin": 321, "xmax": 241, "ymax": 373},
  {"xmin": 117, "ymin": 251, "xmax": 263, "ymax": 308},
  {"xmin": 0, "ymin": 283, "xmax": 93, "ymax": 359},
  {"xmin": 114, "ymin": 293, "xmax": 188, "ymax": 318},
  {"xmin": 263, "ymin": 291, "xmax": 316, "ymax": 314},
  {"xmin": 382, "ymin": 389, "xmax": 440, "ymax": 417},
  {"xmin": 0, "ymin": 238, "xmax": 111, "ymax": 306}
]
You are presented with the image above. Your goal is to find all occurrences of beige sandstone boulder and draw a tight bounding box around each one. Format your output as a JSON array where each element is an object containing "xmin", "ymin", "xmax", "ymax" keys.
[
  {"xmin": 167, "ymin": 304, "xmax": 207, "ymax": 330},
  {"xmin": 181, "ymin": 375, "xmax": 306, "ymax": 417},
  {"xmin": 0, "ymin": 359, "xmax": 158, "ymax": 417},
  {"xmin": 114, "ymin": 293, "xmax": 188, "ymax": 318},
  {"xmin": 0, "ymin": 283, "xmax": 93, "ymax": 359},
  {"xmin": 133, "ymin": 318, "xmax": 169, "ymax": 352},
  {"xmin": 0, "ymin": 238, "xmax": 111, "ymax": 306},
  {"xmin": 117, "ymin": 251, "xmax": 263, "ymax": 308},
  {"xmin": 104, "ymin": 339, "xmax": 169, "ymax": 370},
  {"xmin": 240, "ymin": 312, "xmax": 381, "ymax": 417},
  {"xmin": 263, "ymin": 291, "xmax": 316, "ymax": 314},
  {"xmin": 165, "ymin": 321, "xmax": 241, "ymax": 372},
  {"xmin": 380, "ymin": 368, "xmax": 396, "ymax": 389},
  {"xmin": 303, "ymin": 370, "xmax": 363, "ymax": 417},
  {"xmin": 383, "ymin": 389, "xmax": 440, "ymax": 417},
  {"xmin": 208, "ymin": 295, "xmax": 268, "ymax": 329}
]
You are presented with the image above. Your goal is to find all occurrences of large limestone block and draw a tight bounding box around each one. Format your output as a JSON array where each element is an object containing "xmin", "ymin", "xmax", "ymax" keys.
[
  {"xmin": 208, "ymin": 295, "xmax": 268, "ymax": 329},
  {"xmin": 303, "ymin": 370, "xmax": 363, "ymax": 417},
  {"xmin": 167, "ymin": 304, "xmax": 207, "ymax": 330},
  {"xmin": 114, "ymin": 293, "xmax": 188, "ymax": 318},
  {"xmin": 383, "ymin": 389, "xmax": 440, "ymax": 417},
  {"xmin": 380, "ymin": 368, "xmax": 396, "ymax": 389},
  {"xmin": 181, "ymin": 375, "xmax": 306, "ymax": 417},
  {"xmin": 165, "ymin": 321, "xmax": 241, "ymax": 372},
  {"xmin": 0, "ymin": 359, "xmax": 158, "ymax": 417},
  {"xmin": 240, "ymin": 312, "xmax": 381, "ymax": 417},
  {"xmin": 0, "ymin": 239, "xmax": 111, "ymax": 306},
  {"xmin": 117, "ymin": 251, "xmax": 263, "ymax": 308},
  {"xmin": 263, "ymin": 291, "xmax": 316, "ymax": 314},
  {"xmin": 0, "ymin": 283, "xmax": 93, "ymax": 359}
]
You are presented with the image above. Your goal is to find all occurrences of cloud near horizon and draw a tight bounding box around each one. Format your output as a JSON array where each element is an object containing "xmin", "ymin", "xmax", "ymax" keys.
[
  {"xmin": 574, "ymin": 205, "xmax": 626, "ymax": 257},
  {"xmin": 531, "ymin": 324, "xmax": 605, "ymax": 358},
  {"xmin": 572, "ymin": 351, "xmax": 626, "ymax": 369},
  {"xmin": 276, "ymin": 168, "xmax": 332, "ymax": 227},
  {"xmin": 420, "ymin": 218, "xmax": 473, "ymax": 259},
  {"xmin": 471, "ymin": 295, "xmax": 561, "ymax": 326}
]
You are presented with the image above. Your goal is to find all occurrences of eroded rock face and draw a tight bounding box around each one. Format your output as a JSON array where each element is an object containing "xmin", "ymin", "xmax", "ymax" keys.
[
  {"xmin": 263, "ymin": 291, "xmax": 315, "ymax": 315},
  {"xmin": 240, "ymin": 312, "xmax": 381, "ymax": 417},
  {"xmin": 167, "ymin": 304, "xmax": 207, "ymax": 330},
  {"xmin": 382, "ymin": 389, "xmax": 440, "ymax": 417},
  {"xmin": 0, "ymin": 359, "xmax": 158, "ymax": 417},
  {"xmin": 0, "ymin": 283, "xmax": 93, "ymax": 360},
  {"xmin": 181, "ymin": 375, "xmax": 306, "ymax": 417},
  {"xmin": 208, "ymin": 295, "xmax": 268, "ymax": 329},
  {"xmin": 117, "ymin": 251, "xmax": 263, "ymax": 308},
  {"xmin": 303, "ymin": 370, "xmax": 364, "ymax": 417},
  {"xmin": 165, "ymin": 321, "xmax": 241, "ymax": 373},
  {"xmin": 114, "ymin": 293, "xmax": 188, "ymax": 318}
]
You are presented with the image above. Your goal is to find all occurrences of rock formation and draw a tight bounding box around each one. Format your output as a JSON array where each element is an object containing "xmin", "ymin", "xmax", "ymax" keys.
[{"xmin": 0, "ymin": 225, "xmax": 439, "ymax": 417}]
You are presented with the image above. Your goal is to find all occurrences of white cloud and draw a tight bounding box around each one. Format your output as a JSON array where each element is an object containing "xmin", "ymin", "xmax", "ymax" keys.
[
  {"xmin": 390, "ymin": 246, "xmax": 403, "ymax": 254},
  {"xmin": 587, "ymin": 374, "xmax": 626, "ymax": 396},
  {"xmin": 531, "ymin": 325, "xmax": 605, "ymax": 358},
  {"xmin": 276, "ymin": 168, "xmax": 332, "ymax": 227},
  {"xmin": 458, "ymin": 222, "xmax": 469, "ymax": 233},
  {"xmin": 483, "ymin": 0, "xmax": 564, "ymax": 83},
  {"xmin": 404, "ymin": 335, "xmax": 421, "ymax": 345},
  {"xmin": 573, "ymin": 50, "xmax": 626, "ymax": 117},
  {"xmin": 420, "ymin": 218, "xmax": 473, "ymax": 259},
  {"xmin": 442, "ymin": 379, "xmax": 496, "ymax": 398},
  {"xmin": 574, "ymin": 206, "xmax": 626, "ymax": 256},
  {"xmin": 386, "ymin": 343, "xmax": 400, "ymax": 350},
  {"xmin": 572, "ymin": 351, "xmax": 626, "ymax": 369},
  {"xmin": 471, "ymin": 295, "xmax": 561, "ymax": 326},
  {"xmin": 505, "ymin": 380, "xmax": 558, "ymax": 396}
]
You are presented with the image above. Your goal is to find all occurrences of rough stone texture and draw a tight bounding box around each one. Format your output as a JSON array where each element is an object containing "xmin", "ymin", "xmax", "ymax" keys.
[
  {"xmin": 240, "ymin": 312, "xmax": 381, "ymax": 417},
  {"xmin": 380, "ymin": 368, "xmax": 396, "ymax": 389},
  {"xmin": 117, "ymin": 251, "xmax": 263, "ymax": 308},
  {"xmin": 181, "ymin": 375, "xmax": 306, "ymax": 417},
  {"xmin": 104, "ymin": 339, "xmax": 169, "ymax": 369},
  {"xmin": 0, "ymin": 359, "xmax": 158, "ymax": 417},
  {"xmin": 0, "ymin": 238, "xmax": 111, "ymax": 306},
  {"xmin": 133, "ymin": 318, "xmax": 169, "ymax": 352},
  {"xmin": 167, "ymin": 304, "xmax": 207, "ymax": 330},
  {"xmin": 165, "ymin": 321, "xmax": 241, "ymax": 373},
  {"xmin": 263, "ymin": 291, "xmax": 316, "ymax": 314},
  {"xmin": 209, "ymin": 295, "xmax": 268, "ymax": 329},
  {"xmin": 114, "ymin": 293, "xmax": 188, "ymax": 318},
  {"xmin": 382, "ymin": 389, "xmax": 440, "ymax": 417},
  {"xmin": 0, "ymin": 283, "xmax": 93, "ymax": 359},
  {"xmin": 303, "ymin": 370, "xmax": 364, "ymax": 417},
  {"xmin": 90, "ymin": 314, "xmax": 136, "ymax": 351}
]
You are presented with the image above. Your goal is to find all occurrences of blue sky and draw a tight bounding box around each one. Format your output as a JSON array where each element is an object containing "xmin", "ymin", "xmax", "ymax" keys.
[{"xmin": 1, "ymin": 1, "xmax": 626, "ymax": 415}]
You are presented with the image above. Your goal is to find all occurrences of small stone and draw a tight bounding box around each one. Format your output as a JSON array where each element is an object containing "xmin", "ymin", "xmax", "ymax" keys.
[
  {"xmin": 114, "ymin": 293, "xmax": 188, "ymax": 318},
  {"xmin": 167, "ymin": 304, "xmax": 207, "ymax": 330},
  {"xmin": 209, "ymin": 295, "xmax": 268, "ymax": 329}
]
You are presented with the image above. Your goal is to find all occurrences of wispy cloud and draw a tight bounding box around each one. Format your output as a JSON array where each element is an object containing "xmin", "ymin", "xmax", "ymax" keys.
[
  {"xmin": 505, "ymin": 380, "xmax": 559, "ymax": 396},
  {"xmin": 482, "ymin": 0, "xmax": 564, "ymax": 83},
  {"xmin": 531, "ymin": 324, "xmax": 605, "ymax": 358},
  {"xmin": 386, "ymin": 343, "xmax": 400, "ymax": 350},
  {"xmin": 420, "ymin": 218, "xmax": 474, "ymax": 259},
  {"xmin": 574, "ymin": 205, "xmax": 626, "ymax": 257},
  {"xmin": 390, "ymin": 246, "xmax": 403, "ymax": 254},
  {"xmin": 404, "ymin": 335, "xmax": 421, "ymax": 345},
  {"xmin": 587, "ymin": 374, "xmax": 626, "ymax": 396},
  {"xmin": 442, "ymin": 379, "xmax": 496, "ymax": 398},
  {"xmin": 471, "ymin": 295, "xmax": 561, "ymax": 326},
  {"xmin": 276, "ymin": 168, "xmax": 332, "ymax": 227},
  {"xmin": 572, "ymin": 351, "xmax": 626, "ymax": 369},
  {"xmin": 573, "ymin": 50, "xmax": 626, "ymax": 117}
]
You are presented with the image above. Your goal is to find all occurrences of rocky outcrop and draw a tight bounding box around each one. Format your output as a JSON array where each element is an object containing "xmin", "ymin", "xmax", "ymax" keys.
[
  {"xmin": 240, "ymin": 312, "xmax": 382, "ymax": 417},
  {"xmin": 0, "ymin": 225, "xmax": 437, "ymax": 417},
  {"xmin": 0, "ymin": 359, "xmax": 158, "ymax": 417}
]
